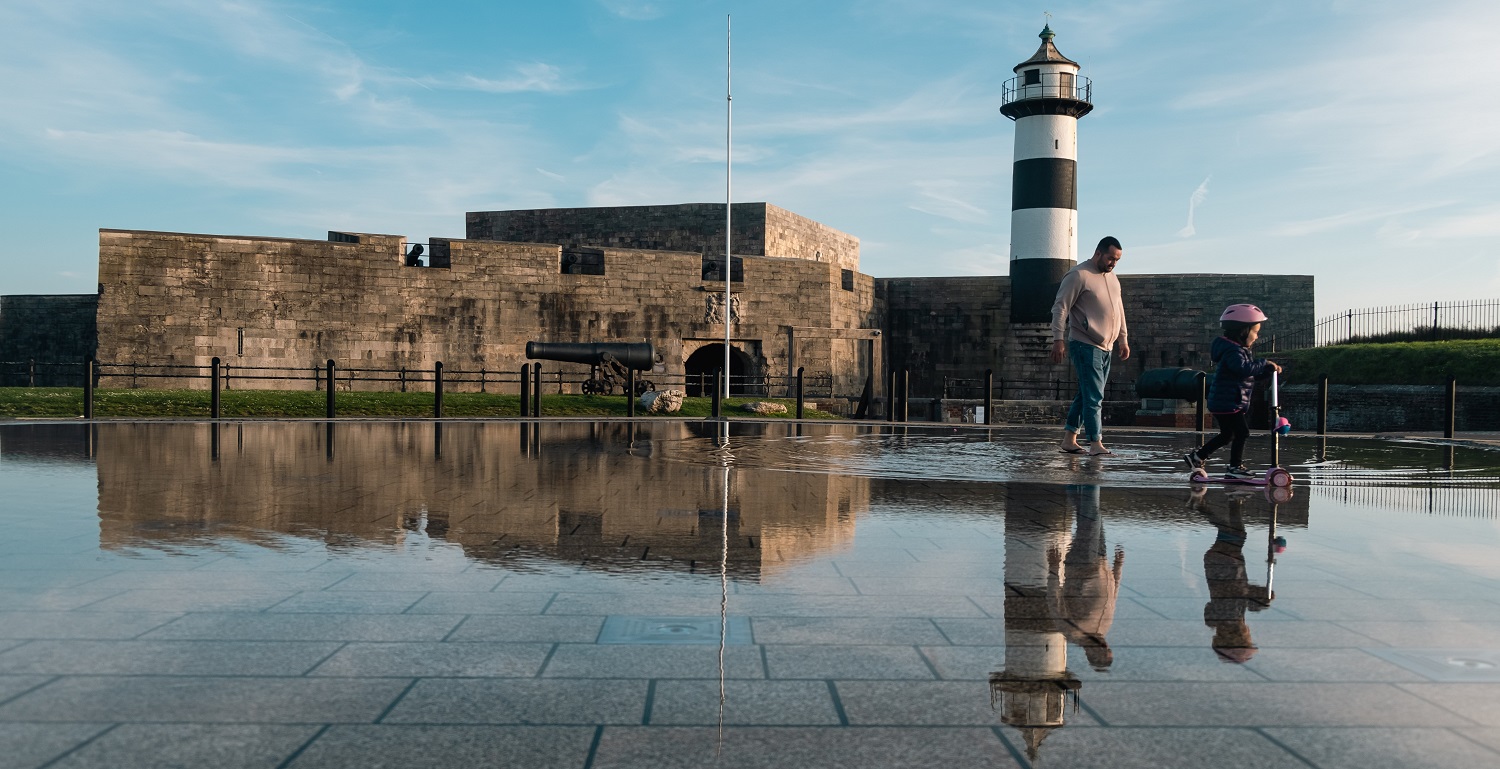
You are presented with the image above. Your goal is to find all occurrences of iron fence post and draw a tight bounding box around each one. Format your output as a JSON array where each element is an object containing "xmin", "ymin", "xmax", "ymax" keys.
[
  {"xmin": 400, "ymin": 367, "xmax": 407, "ymax": 393},
  {"xmin": 1445, "ymin": 375, "xmax": 1457, "ymax": 439},
  {"xmin": 83, "ymin": 356, "xmax": 94, "ymax": 419},
  {"xmin": 480, "ymin": 367, "xmax": 486, "ymax": 393},
  {"xmin": 519, "ymin": 365, "xmax": 530, "ymax": 417},
  {"xmin": 888, "ymin": 369, "xmax": 897, "ymax": 422},
  {"xmin": 325, "ymin": 360, "xmax": 335, "ymax": 418},
  {"xmin": 796, "ymin": 367, "xmax": 804, "ymax": 419},
  {"xmin": 627, "ymin": 368, "xmax": 636, "ymax": 418},
  {"xmin": 211, "ymin": 357, "xmax": 221, "ymax": 419},
  {"xmin": 901, "ymin": 368, "xmax": 909, "ymax": 423},
  {"xmin": 1196, "ymin": 373, "xmax": 1207, "ymax": 432},
  {"xmin": 1316, "ymin": 374, "xmax": 1329, "ymax": 435},
  {"xmin": 434, "ymin": 361, "xmax": 444, "ymax": 419},
  {"xmin": 712, "ymin": 369, "xmax": 723, "ymax": 418},
  {"xmin": 983, "ymin": 369, "xmax": 993, "ymax": 426},
  {"xmin": 28, "ymin": 358, "xmax": 34, "ymax": 387},
  {"xmin": 532, "ymin": 363, "xmax": 542, "ymax": 417}
]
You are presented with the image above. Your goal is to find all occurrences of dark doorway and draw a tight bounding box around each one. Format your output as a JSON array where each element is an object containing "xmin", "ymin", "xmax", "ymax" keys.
[{"xmin": 684, "ymin": 344, "xmax": 755, "ymax": 396}]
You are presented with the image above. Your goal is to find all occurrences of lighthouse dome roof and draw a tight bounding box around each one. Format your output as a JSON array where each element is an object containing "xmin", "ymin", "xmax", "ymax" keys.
[{"xmin": 1013, "ymin": 25, "xmax": 1079, "ymax": 72}]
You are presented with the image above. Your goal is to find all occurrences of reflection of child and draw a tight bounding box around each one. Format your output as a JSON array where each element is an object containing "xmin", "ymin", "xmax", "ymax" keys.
[
  {"xmin": 1199, "ymin": 496, "xmax": 1273, "ymax": 663},
  {"xmin": 1184, "ymin": 304, "xmax": 1283, "ymax": 480}
]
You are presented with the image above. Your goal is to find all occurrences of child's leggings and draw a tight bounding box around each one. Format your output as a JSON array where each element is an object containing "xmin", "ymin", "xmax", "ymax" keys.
[{"xmin": 1197, "ymin": 411, "xmax": 1250, "ymax": 467}]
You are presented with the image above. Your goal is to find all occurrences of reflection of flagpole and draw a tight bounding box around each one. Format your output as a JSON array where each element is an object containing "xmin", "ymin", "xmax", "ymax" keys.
[
  {"xmin": 723, "ymin": 14, "xmax": 733, "ymax": 404},
  {"xmin": 717, "ymin": 420, "xmax": 732, "ymax": 752}
]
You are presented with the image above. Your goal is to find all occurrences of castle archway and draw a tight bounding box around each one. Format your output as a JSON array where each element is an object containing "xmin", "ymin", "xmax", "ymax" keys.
[{"xmin": 683, "ymin": 344, "xmax": 756, "ymax": 396}]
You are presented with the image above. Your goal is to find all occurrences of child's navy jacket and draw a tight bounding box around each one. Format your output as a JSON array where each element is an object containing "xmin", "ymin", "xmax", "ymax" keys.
[{"xmin": 1207, "ymin": 336, "xmax": 1272, "ymax": 414}]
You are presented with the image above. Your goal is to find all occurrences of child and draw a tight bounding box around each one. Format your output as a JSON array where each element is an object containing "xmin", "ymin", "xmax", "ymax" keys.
[{"xmin": 1184, "ymin": 304, "xmax": 1283, "ymax": 479}]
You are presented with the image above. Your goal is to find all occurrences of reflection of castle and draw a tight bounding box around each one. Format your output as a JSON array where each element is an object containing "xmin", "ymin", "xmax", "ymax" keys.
[{"xmin": 91, "ymin": 421, "xmax": 865, "ymax": 578}]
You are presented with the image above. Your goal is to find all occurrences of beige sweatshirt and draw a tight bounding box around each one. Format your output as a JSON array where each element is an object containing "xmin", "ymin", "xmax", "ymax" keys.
[{"xmin": 1050, "ymin": 260, "xmax": 1128, "ymax": 351}]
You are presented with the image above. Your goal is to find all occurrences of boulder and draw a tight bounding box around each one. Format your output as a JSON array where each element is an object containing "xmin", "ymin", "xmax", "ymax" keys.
[
  {"xmin": 741, "ymin": 401, "xmax": 788, "ymax": 415},
  {"xmin": 639, "ymin": 389, "xmax": 684, "ymax": 414}
]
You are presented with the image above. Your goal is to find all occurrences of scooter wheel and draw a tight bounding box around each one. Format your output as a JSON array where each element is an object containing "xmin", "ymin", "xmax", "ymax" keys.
[
  {"xmin": 1266, "ymin": 467, "xmax": 1293, "ymax": 488},
  {"xmin": 1190, "ymin": 468, "xmax": 1209, "ymax": 482}
]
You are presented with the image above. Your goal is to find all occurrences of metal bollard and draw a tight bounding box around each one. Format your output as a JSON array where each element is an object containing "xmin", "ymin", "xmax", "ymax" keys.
[
  {"xmin": 325, "ymin": 360, "xmax": 335, "ymax": 418},
  {"xmin": 1316, "ymin": 374, "xmax": 1329, "ymax": 435},
  {"xmin": 434, "ymin": 361, "xmax": 444, "ymax": 419},
  {"xmin": 712, "ymin": 369, "xmax": 723, "ymax": 418},
  {"xmin": 627, "ymin": 368, "xmax": 636, "ymax": 418},
  {"xmin": 211, "ymin": 357, "xmax": 221, "ymax": 419},
  {"xmin": 888, "ymin": 369, "xmax": 897, "ymax": 423},
  {"xmin": 983, "ymin": 369, "xmax": 993, "ymax": 426},
  {"xmin": 901, "ymin": 369, "xmax": 910, "ymax": 423},
  {"xmin": 519, "ymin": 365, "xmax": 530, "ymax": 417},
  {"xmin": 1445, "ymin": 375, "xmax": 1457, "ymax": 439},
  {"xmin": 532, "ymin": 363, "xmax": 542, "ymax": 417},
  {"xmin": 83, "ymin": 356, "xmax": 94, "ymax": 419},
  {"xmin": 795, "ymin": 367, "xmax": 805, "ymax": 419},
  {"xmin": 1196, "ymin": 373, "xmax": 1207, "ymax": 432}
]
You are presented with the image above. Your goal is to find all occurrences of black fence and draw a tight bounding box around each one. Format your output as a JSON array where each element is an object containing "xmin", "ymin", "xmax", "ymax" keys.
[
  {"xmin": 0, "ymin": 359, "xmax": 834, "ymax": 399},
  {"xmin": 939, "ymin": 374, "xmax": 1135, "ymax": 402},
  {"xmin": 1264, "ymin": 299, "xmax": 1500, "ymax": 352}
]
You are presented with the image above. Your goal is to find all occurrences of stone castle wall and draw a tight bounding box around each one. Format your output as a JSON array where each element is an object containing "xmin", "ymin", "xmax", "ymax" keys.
[
  {"xmin": 466, "ymin": 202, "xmax": 860, "ymax": 272},
  {"xmin": 95, "ymin": 228, "xmax": 878, "ymax": 392},
  {"xmin": 0, "ymin": 294, "xmax": 98, "ymax": 386},
  {"xmin": 876, "ymin": 273, "xmax": 1315, "ymax": 400}
]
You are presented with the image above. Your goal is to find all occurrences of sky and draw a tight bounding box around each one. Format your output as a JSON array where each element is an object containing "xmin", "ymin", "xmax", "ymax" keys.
[{"xmin": 2, "ymin": 0, "xmax": 1497, "ymax": 317}]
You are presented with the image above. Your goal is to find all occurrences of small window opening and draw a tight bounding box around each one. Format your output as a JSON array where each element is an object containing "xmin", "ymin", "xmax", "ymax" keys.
[
  {"xmin": 236, "ymin": 328, "xmax": 244, "ymax": 357},
  {"xmin": 1054, "ymin": 139, "xmax": 1059, "ymax": 149},
  {"xmin": 1023, "ymin": 69, "xmax": 1041, "ymax": 86},
  {"xmin": 702, "ymin": 255, "xmax": 743, "ymax": 283},
  {"xmin": 841, "ymin": 269, "xmax": 854, "ymax": 291},
  {"xmin": 561, "ymin": 247, "xmax": 605, "ymax": 275}
]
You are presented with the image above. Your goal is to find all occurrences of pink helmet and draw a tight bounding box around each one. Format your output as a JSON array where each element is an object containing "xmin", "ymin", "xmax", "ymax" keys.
[{"xmin": 1220, "ymin": 304, "xmax": 1268, "ymax": 323}]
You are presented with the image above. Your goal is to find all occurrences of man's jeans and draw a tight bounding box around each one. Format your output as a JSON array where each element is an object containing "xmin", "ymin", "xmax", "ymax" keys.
[{"xmin": 1065, "ymin": 340, "xmax": 1111, "ymax": 442}]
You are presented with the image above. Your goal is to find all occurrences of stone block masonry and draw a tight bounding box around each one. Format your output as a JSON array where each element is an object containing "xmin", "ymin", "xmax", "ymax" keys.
[
  {"xmin": 876, "ymin": 273, "xmax": 1314, "ymax": 401},
  {"xmin": 0, "ymin": 294, "xmax": 98, "ymax": 386}
]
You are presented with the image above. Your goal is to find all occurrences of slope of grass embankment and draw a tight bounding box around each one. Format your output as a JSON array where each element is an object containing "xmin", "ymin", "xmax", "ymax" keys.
[
  {"xmin": 0, "ymin": 388, "xmax": 838, "ymax": 420},
  {"xmin": 1271, "ymin": 338, "xmax": 1500, "ymax": 385}
]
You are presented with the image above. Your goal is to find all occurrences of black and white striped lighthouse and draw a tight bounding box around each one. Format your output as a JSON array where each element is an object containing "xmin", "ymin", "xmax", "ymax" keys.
[{"xmin": 1000, "ymin": 25, "xmax": 1094, "ymax": 323}]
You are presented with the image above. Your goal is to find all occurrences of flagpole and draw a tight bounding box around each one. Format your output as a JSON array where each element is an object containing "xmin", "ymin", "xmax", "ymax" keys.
[{"xmin": 723, "ymin": 14, "xmax": 733, "ymax": 406}]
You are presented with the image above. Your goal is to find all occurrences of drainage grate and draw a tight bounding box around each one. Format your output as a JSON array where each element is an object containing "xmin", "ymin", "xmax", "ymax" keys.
[
  {"xmin": 1365, "ymin": 648, "xmax": 1500, "ymax": 682},
  {"xmin": 598, "ymin": 616, "xmax": 752, "ymax": 645}
]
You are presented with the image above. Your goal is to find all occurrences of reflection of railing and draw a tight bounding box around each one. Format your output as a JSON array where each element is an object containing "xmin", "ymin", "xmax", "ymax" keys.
[
  {"xmin": 1000, "ymin": 72, "xmax": 1093, "ymax": 106},
  {"xmin": 1263, "ymin": 298, "xmax": 1500, "ymax": 352},
  {"xmin": 1312, "ymin": 483, "xmax": 1500, "ymax": 519}
]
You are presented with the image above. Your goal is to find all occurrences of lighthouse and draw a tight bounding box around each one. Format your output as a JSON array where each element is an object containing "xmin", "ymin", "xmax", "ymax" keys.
[{"xmin": 1000, "ymin": 25, "xmax": 1093, "ymax": 323}]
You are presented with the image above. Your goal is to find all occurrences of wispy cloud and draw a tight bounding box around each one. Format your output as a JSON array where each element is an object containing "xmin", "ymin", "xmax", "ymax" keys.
[
  {"xmin": 597, "ymin": 0, "xmax": 665, "ymax": 21},
  {"xmin": 1176, "ymin": 176, "xmax": 1209, "ymax": 238},
  {"xmin": 417, "ymin": 63, "xmax": 589, "ymax": 94}
]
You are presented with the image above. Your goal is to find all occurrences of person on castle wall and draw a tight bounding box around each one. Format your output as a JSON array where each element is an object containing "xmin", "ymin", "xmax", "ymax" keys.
[
  {"xmin": 1050, "ymin": 236, "xmax": 1130, "ymax": 456},
  {"xmin": 1183, "ymin": 304, "xmax": 1283, "ymax": 480}
]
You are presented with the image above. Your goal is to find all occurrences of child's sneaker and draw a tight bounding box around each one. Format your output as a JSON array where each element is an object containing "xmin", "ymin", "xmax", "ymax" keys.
[
  {"xmin": 1224, "ymin": 466, "xmax": 1257, "ymax": 480},
  {"xmin": 1183, "ymin": 451, "xmax": 1204, "ymax": 469}
]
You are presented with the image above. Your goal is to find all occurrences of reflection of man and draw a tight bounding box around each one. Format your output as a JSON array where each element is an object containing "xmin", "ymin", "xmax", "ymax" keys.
[
  {"xmin": 1198, "ymin": 495, "xmax": 1273, "ymax": 663},
  {"xmin": 1049, "ymin": 485, "xmax": 1124, "ymax": 670},
  {"xmin": 1050, "ymin": 237, "xmax": 1130, "ymax": 456}
]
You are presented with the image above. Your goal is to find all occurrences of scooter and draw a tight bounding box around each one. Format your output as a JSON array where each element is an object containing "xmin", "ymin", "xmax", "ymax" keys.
[{"xmin": 1191, "ymin": 370, "xmax": 1294, "ymax": 488}]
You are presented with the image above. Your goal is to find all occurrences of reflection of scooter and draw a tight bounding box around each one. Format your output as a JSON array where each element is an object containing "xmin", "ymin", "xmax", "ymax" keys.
[
  {"xmin": 1192, "ymin": 370, "xmax": 1294, "ymax": 488},
  {"xmin": 1264, "ymin": 485, "xmax": 1289, "ymax": 595}
]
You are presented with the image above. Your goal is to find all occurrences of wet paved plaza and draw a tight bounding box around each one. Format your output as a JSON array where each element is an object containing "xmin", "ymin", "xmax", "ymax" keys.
[{"xmin": 3, "ymin": 420, "xmax": 1500, "ymax": 768}]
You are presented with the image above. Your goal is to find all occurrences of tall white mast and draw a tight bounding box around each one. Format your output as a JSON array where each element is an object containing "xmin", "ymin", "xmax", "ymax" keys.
[{"xmin": 723, "ymin": 14, "xmax": 733, "ymax": 404}]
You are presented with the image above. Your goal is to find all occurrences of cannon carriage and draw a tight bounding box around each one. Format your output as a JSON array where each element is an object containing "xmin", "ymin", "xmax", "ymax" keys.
[{"xmin": 525, "ymin": 342, "xmax": 658, "ymax": 396}]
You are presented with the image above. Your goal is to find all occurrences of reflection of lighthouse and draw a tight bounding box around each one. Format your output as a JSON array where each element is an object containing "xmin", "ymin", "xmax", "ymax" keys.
[
  {"xmin": 989, "ymin": 484, "xmax": 1081, "ymax": 762},
  {"xmin": 1001, "ymin": 25, "xmax": 1093, "ymax": 324}
]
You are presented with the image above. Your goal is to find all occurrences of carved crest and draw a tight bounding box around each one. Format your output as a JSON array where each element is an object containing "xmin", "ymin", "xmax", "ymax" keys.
[{"xmin": 704, "ymin": 293, "xmax": 743, "ymax": 325}]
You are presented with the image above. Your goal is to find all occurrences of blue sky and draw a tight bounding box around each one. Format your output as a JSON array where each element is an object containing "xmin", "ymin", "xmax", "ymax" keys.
[{"xmin": 2, "ymin": 0, "xmax": 1497, "ymax": 317}]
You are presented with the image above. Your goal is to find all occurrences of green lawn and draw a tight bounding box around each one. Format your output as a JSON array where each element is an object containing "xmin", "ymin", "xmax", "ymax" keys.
[
  {"xmin": 1270, "ymin": 338, "xmax": 1500, "ymax": 385},
  {"xmin": 0, "ymin": 387, "xmax": 840, "ymax": 420}
]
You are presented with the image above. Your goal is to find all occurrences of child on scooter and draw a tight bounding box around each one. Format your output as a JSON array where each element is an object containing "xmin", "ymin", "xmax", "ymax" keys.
[{"xmin": 1184, "ymin": 304, "xmax": 1283, "ymax": 480}]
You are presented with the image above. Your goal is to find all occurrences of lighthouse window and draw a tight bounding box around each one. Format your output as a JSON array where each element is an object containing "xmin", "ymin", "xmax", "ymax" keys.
[
  {"xmin": 1059, "ymin": 71, "xmax": 1075, "ymax": 94},
  {"xmin": 1023, "ymin": 69, "xmax": 1040, "ymax": 85}
]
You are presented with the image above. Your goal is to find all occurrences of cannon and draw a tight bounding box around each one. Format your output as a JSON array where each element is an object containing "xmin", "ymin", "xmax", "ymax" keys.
[
  {"xmin": 1136, "ymin": 367, "xmax": 1207, "ymax": 402},
  {"xmin": 525, "ymin": 342, "xmax": 658, "ymax": 396}
]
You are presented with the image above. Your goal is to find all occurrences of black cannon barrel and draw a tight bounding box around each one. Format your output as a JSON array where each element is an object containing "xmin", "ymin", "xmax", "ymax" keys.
[
  {"xmin": 525, "ymin": 342, "xmax": 656, "ymax": 370},
  {"xmin": 1136, "ymin": 367, "xmax": 1206, "ymax": 402}
]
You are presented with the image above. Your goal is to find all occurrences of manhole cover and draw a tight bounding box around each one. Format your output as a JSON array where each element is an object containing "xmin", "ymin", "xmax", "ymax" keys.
[
  {"xmin": 599, "ymin": 616, "xmax": 752, "ymax": 645},
  {"xmin": 1365, "ymin": 649, "xmax": 1500, "ymax": 681}
]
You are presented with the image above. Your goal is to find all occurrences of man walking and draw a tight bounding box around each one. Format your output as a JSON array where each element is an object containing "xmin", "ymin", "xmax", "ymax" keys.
[{"xmin": 1050, "ymin": 236, "xmax": 1130, "ymax": 456}]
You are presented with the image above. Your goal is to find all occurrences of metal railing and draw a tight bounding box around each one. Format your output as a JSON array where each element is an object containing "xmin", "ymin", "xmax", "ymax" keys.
[
  {"xmin": 940, "ymin": 375, "xmax": 1134, "ymax": 402},
  {"xmin": 1264, "ymin": 299, "xmax": 1500, "ymax": 351},
  {"xmin": 1000, "ymin": 72, "xmax": 1093, "ymax": 106}
]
